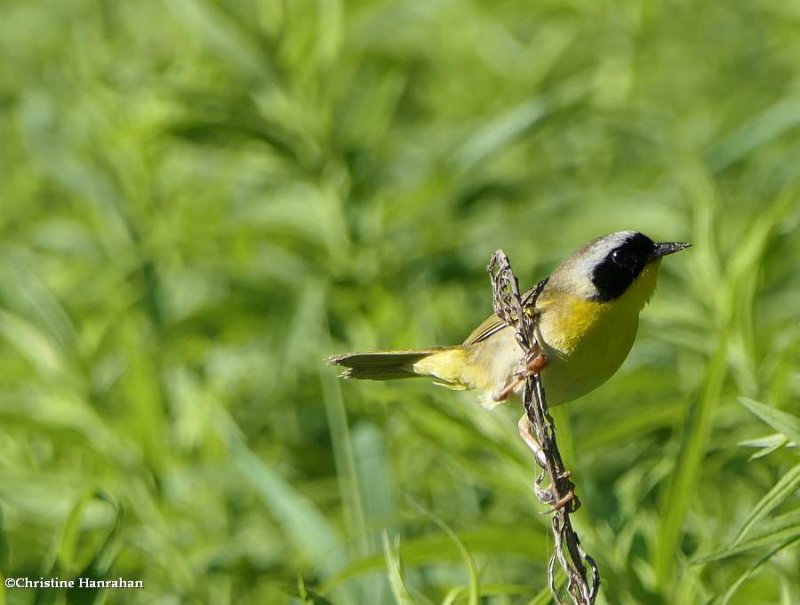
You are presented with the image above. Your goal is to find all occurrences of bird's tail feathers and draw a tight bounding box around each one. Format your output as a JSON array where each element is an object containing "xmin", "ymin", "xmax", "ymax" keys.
[{"xmin": 329, "ymin": 347, "xmax": 462, "ymax": 381}]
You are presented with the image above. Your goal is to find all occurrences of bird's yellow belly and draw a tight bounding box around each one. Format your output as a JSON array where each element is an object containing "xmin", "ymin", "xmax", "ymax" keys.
[{"xmin": 537, "ymin": 297, "xmax": 639, "ymax": 405}]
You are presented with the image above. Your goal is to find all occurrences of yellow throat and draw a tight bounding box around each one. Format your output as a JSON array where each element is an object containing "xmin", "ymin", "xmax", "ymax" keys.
[{"xmin": 535, "ymin": 259, "xmax": 663, "ymax": 405}]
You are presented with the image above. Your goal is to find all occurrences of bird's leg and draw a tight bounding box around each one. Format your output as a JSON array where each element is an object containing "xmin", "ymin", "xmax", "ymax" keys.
[
  {"xmin": 492, "ymin": 349, "xmax": 549, "ymax": 402},
  {"xmin": 548, "ymin": 490, "xmax": 576, "ymax": 513},
  {"xmin": 492, "ymin": 378, "xmax": 521, "ymax": 402},
  {"xmin": 523, "ymin": 348, "xmax": 549, "ymax": 376}
]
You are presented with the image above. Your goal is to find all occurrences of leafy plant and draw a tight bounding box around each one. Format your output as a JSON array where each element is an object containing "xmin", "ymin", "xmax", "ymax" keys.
[{"xmin": 0, "ymin": 1, "xmax": 799, "ymax": 604}]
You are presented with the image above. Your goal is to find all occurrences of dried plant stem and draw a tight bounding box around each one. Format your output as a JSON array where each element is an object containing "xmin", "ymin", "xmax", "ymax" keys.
[{"xmin": 488, "ymin": 250, "xmax": 600, "ymax": 605}]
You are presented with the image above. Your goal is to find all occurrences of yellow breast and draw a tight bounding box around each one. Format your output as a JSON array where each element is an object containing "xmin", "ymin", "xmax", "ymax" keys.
[
  {"xmin": 539, "ymin": 296, "xmax": 609, "ymax": 355},
  {"xmin": 534, "ymin": 261, "xmax": 661, "ymax": 404}
]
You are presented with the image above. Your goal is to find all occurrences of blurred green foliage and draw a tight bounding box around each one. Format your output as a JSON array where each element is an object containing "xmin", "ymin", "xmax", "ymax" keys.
[{"xmin": 1, "ymin": 0, "xmax": 799, "ymax": 603}]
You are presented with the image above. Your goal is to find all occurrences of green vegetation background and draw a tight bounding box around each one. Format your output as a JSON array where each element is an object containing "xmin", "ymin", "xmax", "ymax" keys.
[{"xmin": 1, "ymin": 1, "xmax": 799, "ymax": 604}]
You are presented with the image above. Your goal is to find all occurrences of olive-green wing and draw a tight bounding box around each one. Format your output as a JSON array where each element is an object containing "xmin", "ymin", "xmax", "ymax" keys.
[
  {"xmin": 463, "ymin": 278, "xmax": 549, "ymax": 346},
  {"xmin": 463, "ymin": 314, "xmax": 506, "ymax": 345}
]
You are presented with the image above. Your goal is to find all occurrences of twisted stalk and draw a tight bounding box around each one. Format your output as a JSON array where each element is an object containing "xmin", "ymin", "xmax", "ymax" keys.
[{"xmin": 488, "ymin": 250, "xmax": 600, "ymax": 605}]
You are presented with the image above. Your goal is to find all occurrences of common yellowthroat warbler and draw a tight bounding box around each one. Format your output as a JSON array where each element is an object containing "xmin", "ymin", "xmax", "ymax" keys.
[{"xmin": 330, "ymin": 231, "xmax": 689, "ymax": 414}]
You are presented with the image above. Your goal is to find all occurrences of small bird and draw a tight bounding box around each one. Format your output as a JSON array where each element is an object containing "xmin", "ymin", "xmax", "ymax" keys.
[{"xmin": 330, "ymin": 231, "xmax": 688, "ymax": 422}]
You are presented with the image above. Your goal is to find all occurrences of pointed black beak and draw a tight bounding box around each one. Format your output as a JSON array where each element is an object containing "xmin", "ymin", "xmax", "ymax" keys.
[{"xmin": 652, "ymin": 241, "xmax": 691, "ymax": 259}]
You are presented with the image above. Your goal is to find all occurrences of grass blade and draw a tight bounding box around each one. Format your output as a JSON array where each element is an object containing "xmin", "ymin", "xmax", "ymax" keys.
[
  {"xmin": 407, "ymin": 500, "xmax": 480, "ymax": 605},
  {"xmin": 719, "ymin": 535, "xmax": 800, "ymax": 605},
  {"xmin": 739, "ymin": 398, "xmax": 800, "ymax": 447},
  {"xmin": 382, "ymin": 533, "xmax": 415, "ymax": 605},
  {"xmin": 215, "ymin": 409, "xmax": 346, "ymax": 578},
  {"xmin": 733, "ymin": 462, "xmax": 800, "ymax": 545},
  {"xmin": 695, "ymin": 510, "xmax": 800, "ymax": 563},
  {"xmin": 322, "ymin": 526, "xmax": 548, "ymax": 592}
]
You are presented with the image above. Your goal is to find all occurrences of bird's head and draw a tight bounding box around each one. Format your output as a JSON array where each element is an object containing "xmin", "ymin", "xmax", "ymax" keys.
[{"xmin": 549, "ymin": 231, "xmax": 690, "ymax": 304}]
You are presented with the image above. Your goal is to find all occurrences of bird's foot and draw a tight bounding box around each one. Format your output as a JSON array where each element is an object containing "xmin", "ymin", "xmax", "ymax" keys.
[
  {"xmin": 547, "ymin": 489, "xmax": 576, "ymax": 513},
  {"xmin": 491, "ymin": 351, "xmax": 549, "ymax": 402}
]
